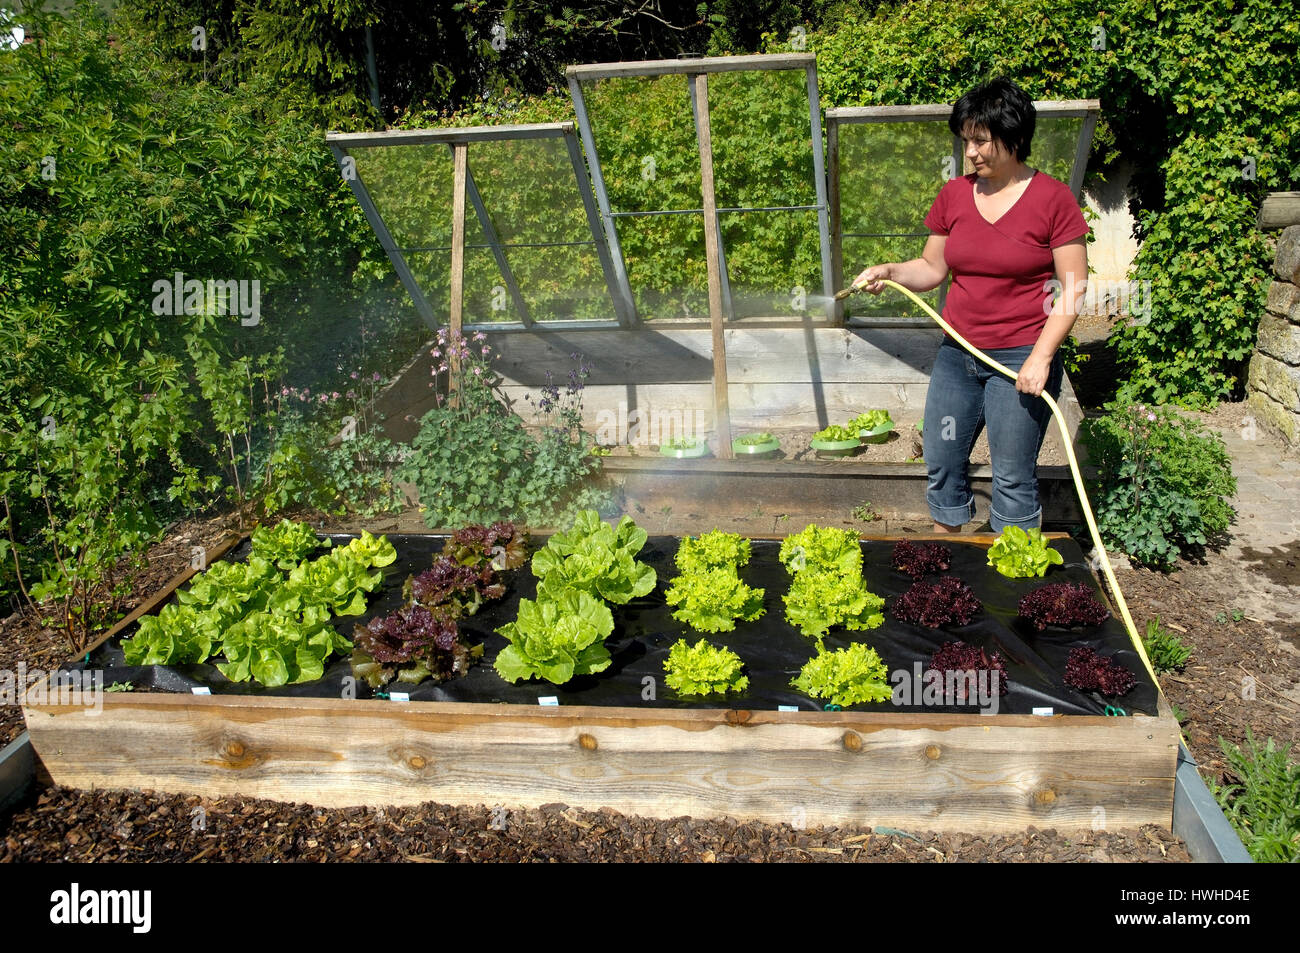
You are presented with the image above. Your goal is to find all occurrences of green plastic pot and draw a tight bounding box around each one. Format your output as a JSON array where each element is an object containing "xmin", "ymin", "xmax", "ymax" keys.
[
  {"xmin": 858, "ymin": 422, "xmax": 895, "ymax": 444},
  {"xmin": 659, "ymin": 441, "xmax": 710, "ymax": 458},
  {"xmin": 810, "ymin": 436, "xmax": 861, "ymax": 457},
  {"xmin": 732, "ymin": 433, "xmax": 780, "ymax": 456}
]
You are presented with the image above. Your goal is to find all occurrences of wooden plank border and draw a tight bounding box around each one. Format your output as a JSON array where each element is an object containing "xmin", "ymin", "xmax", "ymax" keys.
[{"xmin": 23, "ymin": 692, "xmax": 1179, "ymax": 832}]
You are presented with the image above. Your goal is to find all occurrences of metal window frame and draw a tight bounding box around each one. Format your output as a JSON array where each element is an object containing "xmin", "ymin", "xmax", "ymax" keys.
[
  {"xmin": 827, "ymin": 100, "xmax": 1101, "ymax": 327},
  {"xmin": 566, "ymin": 53, "xmax": 834, "ymax": 326},
  {"xmin": 326, "ymin": 122, "xmax": 623, "ymax": 332}
]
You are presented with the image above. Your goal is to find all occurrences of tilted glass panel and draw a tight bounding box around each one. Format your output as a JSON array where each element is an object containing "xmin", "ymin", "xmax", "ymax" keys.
[
  {"xmin": 616, "ymin": 212, "xmax": 709, "ymax": 321},
  {"xmin": 838, "ymin": 119, "xmax": 951, "ymax": 320},
  {"xmin": 580, "ymin": 74, "xmax": 700, "ymax": 215},
  {"xmin": 348, "ymin": 143, "xmax": 455, "ymax": 251},
  {"xmin": 466, "ymin": 136, "xmax": 613, "ymax": 322},
  {"xmin": 718, "ymin": 208, "xmax": 823, "ymax": 319},
  {"xmin": 708, "ymin": 69, "xmax": 817, "ymax": 210},
  {"xmin": 1029, "ymin": 115, "xmax": 1084, "ymax": 188}
]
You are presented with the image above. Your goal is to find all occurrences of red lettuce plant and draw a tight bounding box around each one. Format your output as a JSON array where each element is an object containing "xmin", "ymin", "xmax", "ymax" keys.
[
  {"xmin": 891, "ymin": 576, "xmax": 981, "ymax": 627},
  {"xmin": 928, "ymin": 641, "xmax": 1010, "ymax": 697},
  {"xmin": 351, "ymin": 603, "xmax": 480, "ymax": 688},
  {"xmin": 403, "ymin": 555, "xmax": 504, "ymax": 616},
  {"xmin": 1063, "ymin": 646, "xmax": 1136, "ymax": 697},
  {"xmin": 444, "ymin": 521, "xmax": 528, "ymax": 571},
  {"xmin": 1018, "ymin": 582, "xmax": 1110, "ymax": 631},
  {"xmin": 891, "ymin": 540, "xmax": 952, "ymax": 578}
]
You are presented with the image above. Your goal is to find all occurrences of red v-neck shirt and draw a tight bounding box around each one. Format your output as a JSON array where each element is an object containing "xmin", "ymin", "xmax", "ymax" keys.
[{"xmin": 923, "ymin": 171, "xmax": 1090, "ymax": 349}]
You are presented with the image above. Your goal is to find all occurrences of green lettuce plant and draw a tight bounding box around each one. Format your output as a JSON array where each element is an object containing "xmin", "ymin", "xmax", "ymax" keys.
[
  {"xmin": 216, "ymin": 611, "xmax": 351, "ymax": 687},
  {"xmin": 986, "ymin": 526, "xmax": 1064, "ymax": 579},
  {"xmin": 494, "ymin": 588, "xmax": 615, "ymax": 685},
  {"xmin": 663, "ymin": 639, "xmax": 749, "ymax": 696},
  {"xmin": 531, "ymin": 510, "xmax": 656, "ymax": 604},
  {"xmin": 848, "ymin": 410, "xmax": 893, "ymax": 432},
  {"xmin": 778, "ymin": 525, "xmax": 883, "ymax": 641},
  {"xmin": 783, "ymin": 569, "xmax": 885, "ymax": 641},
  {"xmin": 665, "ymin": 566, "xmax": 765, "ymax": 634},
  {"xmin": 122, "ymin": 603, "xmax": 221, "ymax": 667},
  {"xmin": 664, "ymin": 530, "xmax": 765, "ymax": 634},
  {"xmin": 250, "ymin": 518, "xmax": 329, "ymax": 569},
  {"xmin": 791, "ymin": 643, "xmax": 893, "ymax": 708}
]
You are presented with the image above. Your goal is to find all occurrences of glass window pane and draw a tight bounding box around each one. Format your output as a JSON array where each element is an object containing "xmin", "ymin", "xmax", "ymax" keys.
[
  {"xmin": 581, "ymin": 75, "xmax": 699, "ymax": 214},
  {"xmin": 708, "ymin": 69, "xmax": 816, "ymax": 210}
]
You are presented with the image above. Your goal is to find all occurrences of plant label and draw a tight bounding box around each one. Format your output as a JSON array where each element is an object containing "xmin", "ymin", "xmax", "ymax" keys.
[
  {"xmin": 191, "ymin": 686, "xmax": 211, "ymax": 695},
  {"xmin": 538, "ymin": 696, "xmax": 559, "ymax": 706}
]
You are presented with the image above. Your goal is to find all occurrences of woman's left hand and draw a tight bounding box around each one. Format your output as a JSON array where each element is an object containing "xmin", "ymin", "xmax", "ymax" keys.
[{"xmin": 1015, "ymin": 353, "xmax": 1054, "ymax": 396}]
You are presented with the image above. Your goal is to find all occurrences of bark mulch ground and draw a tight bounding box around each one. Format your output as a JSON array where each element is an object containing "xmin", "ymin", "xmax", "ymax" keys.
[{"xmin": 1, "ymin": 788, "xmax": 1189, "ymax": 863}]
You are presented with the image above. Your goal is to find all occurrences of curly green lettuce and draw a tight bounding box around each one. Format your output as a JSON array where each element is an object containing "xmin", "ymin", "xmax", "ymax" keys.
[
  {"xmin": 791, "ymin": 643, "xmax": 892, "ymax": 708},
  {"xmin": 663, "ymin": 639, "xmax": 749, "ymax": 696}
]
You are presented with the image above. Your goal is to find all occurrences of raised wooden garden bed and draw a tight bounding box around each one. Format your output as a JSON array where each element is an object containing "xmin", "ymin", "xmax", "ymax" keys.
[{"xmin": 21, "ymin": 530, "xmax": 1179, "ymax": 834}]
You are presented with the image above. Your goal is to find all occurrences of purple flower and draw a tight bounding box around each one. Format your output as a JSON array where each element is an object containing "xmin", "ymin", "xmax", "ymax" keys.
[
  {"xmin": 438, "ymin": 363, "xmax": 448, "ymax": 373},
  {"xmin": 431, "ymin": 348, "xmax": 441, "ymax": 358},
  {"xmin": 372, "ymin": 372, "xmax": 381, "ymax": 382},
  {"xmin": 481, "ymin": 346, "xmax": 490, "ymax": 356},
  {"xmin": 350, "ymin": 371, "xmax": 359, "ymax": 380},
  {"xmin": 331, "ymin": 391, "xmax": 340, "ymax": 400},
  {"xmin": 346, "ymin": 390, "xmax": 356, "ymax": 399},
  {"xmin": 473, "ymin": 331, "xmax": 486, "ymax": 341}
]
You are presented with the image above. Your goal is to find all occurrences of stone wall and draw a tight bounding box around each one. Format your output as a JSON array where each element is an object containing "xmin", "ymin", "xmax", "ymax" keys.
[{"xmin": 1247, "ymin": 225, "xmax": 1300, "ymax": 443}]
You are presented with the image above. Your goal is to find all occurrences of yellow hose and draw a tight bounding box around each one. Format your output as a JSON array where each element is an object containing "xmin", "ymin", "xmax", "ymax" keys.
[{"xmin": 865, "ymin": 278, "xmax": 1162, "ymax": 695}]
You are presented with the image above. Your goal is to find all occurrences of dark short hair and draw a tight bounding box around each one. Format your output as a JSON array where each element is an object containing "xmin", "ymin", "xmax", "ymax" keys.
[{"xmin": 949, "ymin": 77, "xmax": 1036, "ymax": 162}]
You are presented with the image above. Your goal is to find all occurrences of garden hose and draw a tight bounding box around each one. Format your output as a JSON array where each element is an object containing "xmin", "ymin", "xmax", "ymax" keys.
[{"xmin": 839, "ymin": 278, "xmax": 1162, "ymax": 695}]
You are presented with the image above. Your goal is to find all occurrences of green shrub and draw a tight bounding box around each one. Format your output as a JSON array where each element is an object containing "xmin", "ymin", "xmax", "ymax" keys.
[
  {"xmin": 1081, "ymin": 401, "xmax": 1236, "ymax": 569},
  {"xmin": 394, "ymin": 332, "xmax": 608, "ymax": 529},
  {"xmin": 1209, "ymin": 730, "xmax": 1300, "ymax": 863}
]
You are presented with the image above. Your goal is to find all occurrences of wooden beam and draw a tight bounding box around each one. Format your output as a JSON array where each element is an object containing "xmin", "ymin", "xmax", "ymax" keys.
[
  {"xmin": 325, "ymin": 123, "xmax": 573, "ymax": 147},
  {"xmin": 449, "ymin": 142, "xmax": 467, "ymax": 404},
  {"xmin": 692, "ymin": 73, "xmax": 733, "ymax": 458},
  {"xmin": 827, "ymin": 100, "xmax": 1101, "ymax": 123},
  {"xmin": 566, "ymin": 54, "xmax": 814, "ymax": 80},
  {"xmin": 1258, "ymin": 192, "xmax": 1300, "ymax": 230}
]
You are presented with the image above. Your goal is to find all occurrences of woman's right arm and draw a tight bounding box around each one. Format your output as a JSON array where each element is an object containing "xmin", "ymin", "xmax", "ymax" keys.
[{"xmin": 852, "ymin": 234, "xmax": 949, "ymax": 294}]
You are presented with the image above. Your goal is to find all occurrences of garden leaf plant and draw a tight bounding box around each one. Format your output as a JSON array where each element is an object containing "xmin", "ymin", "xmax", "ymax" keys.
[
  {"xmin": 778, "ymin": 525, "xmax": 883, "ymax": 641},
  {"xmin": 351, "ymin": 523, "xmax": 522, "ymax": 689},
  {"xmin": 494, "ymin": 510, "xmax": 654, "ymax": 686},
  {"xmin": 494, "ymin": 587, "xmax": 615, "ymax": 685},
  {"xmin": 531, "ymin": 509, "xmax": 656, "ymax": 604},
  {"xmin": 791, "ymin": 643, "xmax": 892, "ymax": 708},
  {"xmin": 122, "ymin": 524, "xmax": 398, "ymax": 686},
  {"xmin": 663, "ymin": 639, "xmax": 748, "ymax": 696},
  {"xmin": 986, "ymin": 526, "xmax": 1063, "ymax": 578},
  {"xmin": 1018, "ymin": 582, "xmax": 1110, "ymax": 631},
  {"xmin": 891, "ymin": 577, "xmax": 981, "ymax": 628},
  {"xmin": 665, "ymin": 530, "xmax": 764, "ymax": 634}
]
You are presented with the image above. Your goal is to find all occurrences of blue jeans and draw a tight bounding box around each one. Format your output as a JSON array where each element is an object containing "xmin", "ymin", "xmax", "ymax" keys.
[{"xmin": 923, "ymin": 338, "xmax": 1063, "ymax": 532}]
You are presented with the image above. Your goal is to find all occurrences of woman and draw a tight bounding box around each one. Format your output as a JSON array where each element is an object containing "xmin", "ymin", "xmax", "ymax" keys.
[{"xmin": 854, "ymin": 77, "xmax": 1089, "ymax": 534}]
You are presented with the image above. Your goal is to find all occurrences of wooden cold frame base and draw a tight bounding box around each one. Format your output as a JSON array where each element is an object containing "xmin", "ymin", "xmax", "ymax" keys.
[
  {"xmin": 22, "ymin": 693, "xmax": 1180, "ymax": 834},
  {"xmin": 21, "ymin": 530, "xmax": 1179, "ymax": 834}
]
